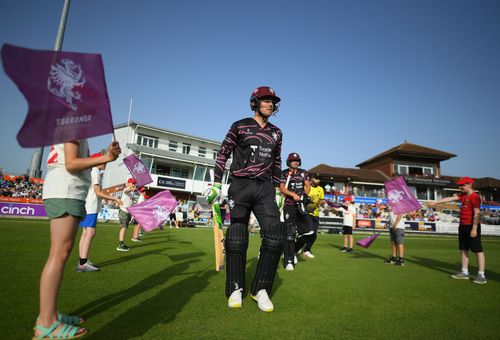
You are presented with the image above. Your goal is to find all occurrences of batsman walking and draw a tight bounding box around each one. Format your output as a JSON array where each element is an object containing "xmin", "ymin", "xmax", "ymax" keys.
[{"xmin": 206, "ymin": 86, "xmax": 285, "ymax": 312}]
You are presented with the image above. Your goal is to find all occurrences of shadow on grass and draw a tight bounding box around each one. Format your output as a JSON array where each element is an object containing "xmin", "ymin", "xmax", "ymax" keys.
[
  {"xmin": 329, "ymin": 243, "xmax": 387, "ymax": 261},
  {"xmin": 350, "ymin": 247, "xmax": 386, "ymax": 261},
  {"xmin": 407, "ymin": 256, "xmax": 500, "ymax": 282},
  {"xmin": 89, "ymin": 260, "xmax": 216, "ymax": 339},
  {"xmin": 74, "ymin": 256, "xmax": 215, "ymax": 338},
  {"xmin": 97, "ymin": 248, "xmax": 174, "ymax": 268},
  {"xmin": 406, "ymin": 256, "xmax": 458, "ymax": 275}
]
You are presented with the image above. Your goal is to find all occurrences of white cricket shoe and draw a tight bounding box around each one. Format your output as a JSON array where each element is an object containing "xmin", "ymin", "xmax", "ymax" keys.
[
  {"xmin": 303, "ymin": 251, "xmax": 315, "ymax": 258},
  {"xmin": 251, "ymin": 289, "xmax": 274, "ymax": 312},
  {"xmin": 285, "ymin": 263, "xmax": 294, "ymax": 271},
  {"xmin": 228, "ymin": 289, "xmax": 243, "ymax": 308}
]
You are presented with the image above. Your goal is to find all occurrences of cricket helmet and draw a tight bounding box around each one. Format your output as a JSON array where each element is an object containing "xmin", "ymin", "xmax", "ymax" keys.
[
  {"xmin": 250, "ymin": 86, "xmax": 281, "ymax": 113},
  {"xmin": 286, "ymin": 152, "xmax": 301, "ymax": 166}
]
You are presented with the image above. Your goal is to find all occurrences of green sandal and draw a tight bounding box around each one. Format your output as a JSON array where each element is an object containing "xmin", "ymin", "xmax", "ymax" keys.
[
  {"xmin": 37, "ymin": 313, "xmax": 85, "ymax": 326},
  {"xmin": 58, "ymin": 312, "xmax": 85, "ymax": 326},
  {"xmin": 33, "ymin": 320, "xmax": 87, "ymax": 339}
]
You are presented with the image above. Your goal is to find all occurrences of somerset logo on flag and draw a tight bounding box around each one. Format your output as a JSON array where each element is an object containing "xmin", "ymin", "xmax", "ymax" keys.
[
  {"xmin": 1, "ymin": 44, "xmax": 114, "ymax": 147},
  {"xmin": 123, "ymin": 154, "xmax": 153, "ymax": 187},
  {"xmin": 127, "ymin": 190, "xmax": 178, "ymax": 232},
  {"xmin": 384, "ymin": 176, "xmax": 422, "ymax": 215}
]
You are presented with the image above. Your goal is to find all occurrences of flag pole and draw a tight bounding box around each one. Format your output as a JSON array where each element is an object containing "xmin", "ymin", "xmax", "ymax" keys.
[
  {"xmin": 28, "ymin": 0, "xmax": 71, "ymax": 178},
  {"xmin": 127, "ymin": 97, "xmax": 133, "ymax": 143}
]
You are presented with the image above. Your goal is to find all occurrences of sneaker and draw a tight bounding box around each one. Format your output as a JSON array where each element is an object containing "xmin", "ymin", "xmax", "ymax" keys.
[
  {"xmin": 285, "ymin": 263, "xmax": 294, "ymax": 271},
  {"xmin": 303, "ymin": 251, "xmax": 315, "ymax": 258},
  {"xmin": 131, "ymin": 238, "xmax": 142, "ymax": 242},
  {"xmin": 395, "ymin": 258, "xmax": 405, "ymax": 266},
  {"xmin": 340, "ymin": 247, "xmax": 348, "ymax": 252},
  {"xmin": 450, "ymin": 271, "xmax": 469, "ymax": 280},
  {"xmin": 76, "ymin": 261, "xmax": 100, "ymax": 272},
  {"xmin": 346, "ymin": 248, "xmax": 354, "ymax": 253},
  {"xmin": 251, "ymin": 289, "xmax": 274, "ymax": 312},
  {"xmin": 117, "ymin": 244, "xmax": 130, "ymax": 252},
  {"xmin": 384, "ymin": 256, "xmax": 397, "ymax": 264},
  {"xmin": 87, "ymin": 260, "xmax": 100, "ymax": 268},
  {"xmin": 473, "ymin": 275, "xmax": 487, "ymax": 285},
  {"xmin": 228, "ymin": 289, "xmax": 243, "ymax": 308},
  {"xmin": 138, "ymin": 231, "xmax": 144, "ymax": 237}
]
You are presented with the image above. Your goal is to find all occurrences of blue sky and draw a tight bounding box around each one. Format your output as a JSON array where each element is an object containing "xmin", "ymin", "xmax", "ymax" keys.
[{"xmin": 1, "ymin": 0, "xmax": 499, "ymax": 178}]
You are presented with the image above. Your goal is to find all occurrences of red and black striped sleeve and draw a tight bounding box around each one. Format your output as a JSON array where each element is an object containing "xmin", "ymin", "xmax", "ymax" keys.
[
  {"xmin": 272, "ymin": 129, "xmax": 282, "ymax": 187},
  {"xmin": 214, "ymin": 122, "xmax": 238, "ymax": 183}
]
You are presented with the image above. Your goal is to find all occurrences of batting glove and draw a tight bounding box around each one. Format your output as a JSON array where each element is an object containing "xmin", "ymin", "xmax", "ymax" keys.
[{"xmin": 205, "ymin": 183, "xmax": 222, "ymax": 204}]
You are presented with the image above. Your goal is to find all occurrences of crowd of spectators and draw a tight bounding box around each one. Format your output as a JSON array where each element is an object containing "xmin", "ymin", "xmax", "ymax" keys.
[
  {"xmin": 0, "ymin": 172, "xmax": 43, "ymax": 200},
  {"xmin": 324, "ymin": 200, "xmax": 500, "ymax": 224}
]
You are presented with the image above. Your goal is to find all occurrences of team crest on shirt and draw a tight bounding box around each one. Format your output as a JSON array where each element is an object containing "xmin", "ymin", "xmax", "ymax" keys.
[
  {"xmin": 272, "ymin": 132, "xmax": 278, "ymax": 141},
  {"xmin": 229, "ymin": 199, "xmax": 235, "ymax": 210}
]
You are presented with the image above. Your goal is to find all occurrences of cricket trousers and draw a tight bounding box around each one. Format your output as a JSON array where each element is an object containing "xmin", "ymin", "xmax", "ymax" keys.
[{"xmin": 225, "ymin": 177, "xmax": 285, "ymax": 297}]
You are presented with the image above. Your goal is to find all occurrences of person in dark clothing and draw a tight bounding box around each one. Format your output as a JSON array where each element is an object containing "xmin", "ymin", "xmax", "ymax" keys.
[
  {"xmin": 206, "ymin": 86, "xmax": 285, "ymax": 312},
  {"xmin": 280, "ymin": 153, "xmax": 312, "ymax": 271}
]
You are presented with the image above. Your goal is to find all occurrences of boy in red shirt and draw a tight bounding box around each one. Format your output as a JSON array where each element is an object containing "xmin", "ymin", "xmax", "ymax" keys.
[{"xmin": 430, "ymin": 177, "xmax": 486, "ymax": 284}]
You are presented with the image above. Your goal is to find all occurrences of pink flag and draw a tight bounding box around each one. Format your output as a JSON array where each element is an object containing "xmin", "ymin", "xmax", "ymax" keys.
[
  {"xmin": 127, "ymin": 190, "xmax": 178, "ymax": 232},
  {"xmin": 1, "ymin": 44, "xmax": 114, "ymax": 147},
  {"xmin": 123, "ymin": 154, "xmax": 153, "ymax": 187},
  {"xmin": 356, "ymin": 233, "xmax": 380, "ymax": 248},
  {"xmin": 384, "ymin": 176, "xmax": 422, "ymax": 214}
]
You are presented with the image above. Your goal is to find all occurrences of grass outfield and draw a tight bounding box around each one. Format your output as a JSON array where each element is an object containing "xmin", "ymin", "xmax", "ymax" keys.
[{"xmin": 1, "ymin": 218, "xmax": 499, "ymax": 339}]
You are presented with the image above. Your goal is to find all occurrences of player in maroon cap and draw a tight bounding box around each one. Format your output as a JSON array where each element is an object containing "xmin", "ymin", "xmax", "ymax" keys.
[
  {"xmin": 280, "ymin": 152, "xmax": 312, "ymax": 271},
  {"xmin": 429, "ymin": 177, "xmax": 487, "ymax": 284},
  {"xmin": 205, "ymin": 86, "xmax": 285, "ymax": 312}
]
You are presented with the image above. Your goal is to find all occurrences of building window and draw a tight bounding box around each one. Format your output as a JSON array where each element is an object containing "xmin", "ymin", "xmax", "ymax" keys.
[
  {"xmin": 169, "ymin": 141, "xmax": 178, "ymax": 152},
  {"xmin": 155, "ymin": 162, "xmax": 169, "ymax": 176},
  {"xmin": 171, "ymin": 167, "xmax": 189, "ymax": 178},
  {"xmin": 397, "ymin": 165, "xmax": 409, "ymax": 175},
  {"xmin": 204, "ymin": 167, "xmax": 214, "ymax": 182},
  {"xmin": 182, "ymin": 143, "xmax": 191, "ymax": 155},
  {"xmin": 137, "ymin": 134, "xmax": 158, "ymax": 148},
  {"xmin": 198, "ymin": 146, "xmax": 206, "ymax": 157},
  {"xmin": 213, "ymin": 149, "xmax": 218, "ymax": 160},
  {"xmin": 423, "ymin": 167, "xmax": 433, "ymax": 175},
  {"xmin": 193, "ymin": 166, "xmax": 206, "ymax": 181},
  {"xmin": 416, "ymin": 187, "xmax": 428, "ymax": 200}
]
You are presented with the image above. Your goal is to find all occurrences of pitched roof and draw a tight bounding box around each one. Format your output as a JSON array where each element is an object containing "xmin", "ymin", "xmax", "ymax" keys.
[
  {"xmin": 308, "ymin": 164, "xmax": 390, "ymax": 183},
  {"xmin": 475, "ymin": 177, "xmax": 500, "ymax": 189},
  {"xmin": 356, "ymin": 142, "xmax": 456, "ymax": 167}
]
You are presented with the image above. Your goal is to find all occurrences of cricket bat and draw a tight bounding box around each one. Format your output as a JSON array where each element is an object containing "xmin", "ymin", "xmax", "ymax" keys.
[
  {"xmin": 209, "ymin": 169, "xmax": 225, "ymax": 272},
  {"xmin": 280, "ymin": 172, "xmax": 292, "ymax": 222}
]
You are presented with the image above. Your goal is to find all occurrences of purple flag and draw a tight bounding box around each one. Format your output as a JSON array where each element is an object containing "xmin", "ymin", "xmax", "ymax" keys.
[
  {"xmin": 127, "ymin": 190, "xmax": 178, "ymax": 232},
  {"xmin": 356, "ymin": 233, "xmax": 380, "ymax": 248},
  {"xmin": 123, "ymin": 154, "xmax": 153, "ymax": 187},
  {"xmin": 1, "ymin": 44, "xmax": 114, "ymax": 147},
  {"xmin": 384, "ymin": 176, "xmax": 422, "ymax": 214}
]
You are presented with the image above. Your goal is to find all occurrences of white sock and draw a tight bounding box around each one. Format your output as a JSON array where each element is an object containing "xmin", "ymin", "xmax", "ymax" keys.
[
  {"xmin": 462, "ymin": 268, "xmax": 469, "ymax": 275},
  {"xmin": 478, "ymin": 271, "xmax": 485, "ymax": 276}
]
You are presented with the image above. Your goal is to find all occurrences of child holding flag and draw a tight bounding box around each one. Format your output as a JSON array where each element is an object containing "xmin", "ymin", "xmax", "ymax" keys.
[
  {"xmin": 333, "ymin": 196, "xmax": 357, "ymax": 253},
  {"xmin": 117, "ymin": 178, "xmax": 138, "ymax": 251},
  {"xmin": 385, "ymin": 207, "xmax": 406, "ymax": 266},
  {"xmin": 36, "ymin": 141, "xmax": 120, "ymax": 339},
  {"xmin": 77, "ymin": 150, "xmax": 123, "ymax": 272},
  {"xmin": 429, "ymin": 177, "xmax": 487, "ymax": 284}
]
